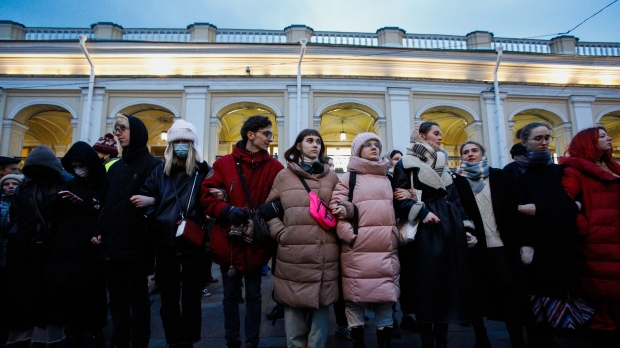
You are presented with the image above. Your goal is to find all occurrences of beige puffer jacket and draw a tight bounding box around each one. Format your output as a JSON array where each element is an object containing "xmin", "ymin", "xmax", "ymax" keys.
[
  {"xmin": 265, "ymin": 162, "xmax": 340, "ymax": 309},
  {"xmin": 329, "ymin": 156, "xmax": 400, "ymax": 303}
]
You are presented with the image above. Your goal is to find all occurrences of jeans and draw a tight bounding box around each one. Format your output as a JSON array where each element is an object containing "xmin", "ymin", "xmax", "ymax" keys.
[
  {"xmin": 104, "ymin": 259, "xmax": 151, "ymax": 345},
  {"xmin": 345, "ymin": 302, "xmax": 394, "ymax": 329},
  {"xmin": 157, "ymin": 246, "xmax": 205, "ymax": 344},
  {"xmin": 284, "ymin": 306, "xmax": 329, "ymax": 348},
  {"xmin": 220, "ymin": 265, "xmax": 262, "ymax": 348}
]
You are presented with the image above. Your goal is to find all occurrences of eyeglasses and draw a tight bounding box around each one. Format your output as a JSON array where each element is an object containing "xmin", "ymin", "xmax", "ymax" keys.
[
  {"xmin": 528, "ymin": 135, "xmax": 553, "ymax": 143},
  {"xmin": 257, "ymin": 131, "xmax": 275, "ymax": 140},
  {"xmin": 362, "ymin": 141, "xmax": 382, "ymax": 149},
  {"xmin": 114, "ymin": 125, "xmax": 128, "ymax": 134}
]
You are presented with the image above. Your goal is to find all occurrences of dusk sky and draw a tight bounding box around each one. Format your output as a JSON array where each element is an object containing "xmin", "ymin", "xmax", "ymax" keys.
[{"xmin": 1, "ymin": 0, "xmax": 619, "ymax": 42}]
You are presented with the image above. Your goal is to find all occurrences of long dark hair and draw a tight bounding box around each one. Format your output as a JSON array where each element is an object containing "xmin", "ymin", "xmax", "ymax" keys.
[{"xmin": 284, "ymin": 129, "xmax": 326, "ymax": 164}]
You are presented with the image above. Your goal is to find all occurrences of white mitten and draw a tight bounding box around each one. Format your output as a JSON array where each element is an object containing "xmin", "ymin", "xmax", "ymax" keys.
[
  {"xmin": 465, "ymin": 232, "xmax": 477, "ymax": 248},
  {"xmin": 520, "ymin": 246, "xmax": 535, "ymax": 265}
]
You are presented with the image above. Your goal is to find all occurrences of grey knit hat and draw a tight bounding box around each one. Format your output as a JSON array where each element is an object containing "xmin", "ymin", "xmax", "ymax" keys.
[
  {"xmin": 0, "ymin": 173, "xmax": 24, "ymax": 187},
  {"xmin": 167, "ymin": 119, "xmax": 199, "ymax": 147}
]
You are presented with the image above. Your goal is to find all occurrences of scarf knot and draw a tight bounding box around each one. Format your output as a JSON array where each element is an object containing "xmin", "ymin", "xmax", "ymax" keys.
[{"xmin": 457, "ymin": 156, "xmax": 490, "ymax": 194}]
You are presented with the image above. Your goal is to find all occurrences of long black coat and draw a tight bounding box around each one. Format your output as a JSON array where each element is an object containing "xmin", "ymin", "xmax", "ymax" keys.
[
  {"xmin": 453, "ymin": 168, "xmax": 531, "ymax": 321},
  {"xmin": 6, "ymin": 146, "xmax": 69, "ymax": 329},
  {"xmin": 45, "ymin": 141, "xmax": 108, "ymax": 330},
  {"xmin": 393, "ymin": 154, "xmax": 474, "ymax": 323},
  {"xmin": 141, "ymin": 161, "xmax": 210, "ymax": 249},
  {"xmin": 98, "ymin": 115, "xmax": 161, "ymax": 261},
  {"xmin": 503, "ymin": 161, "xmax": 580, "ymax": 298}
]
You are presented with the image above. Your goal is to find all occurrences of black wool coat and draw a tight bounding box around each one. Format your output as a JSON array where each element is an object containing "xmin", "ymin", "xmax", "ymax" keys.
[
  {"xmin": 141, "ymin": 161, "xmax": 211, "ymax": 249},
  {"xmin": 44, "ymin": 141, "xmax": 108, "ymax": 329},
  {"xmin": 98, "ymin": 115, "xmax": 161, "ymax": 261},
  {"xmin": 393, "ymin": 155, "xmax": 474, "ymax": 323},
  {"xmin": 453, "ymin": 168, "xmax": 531, "ymax": 321},
  {"xmin": 503, "ymin": 161, "xmax": 580, "ymax": 298}
]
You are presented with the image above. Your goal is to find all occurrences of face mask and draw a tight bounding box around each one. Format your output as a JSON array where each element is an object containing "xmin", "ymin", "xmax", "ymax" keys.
[
  {"xmin": 74, "ymin": 168, "xmax": 89, "ymax": 178},
  {"xmin": 173, "ymin": 144, "xmax": 190, "ymax": 158}
]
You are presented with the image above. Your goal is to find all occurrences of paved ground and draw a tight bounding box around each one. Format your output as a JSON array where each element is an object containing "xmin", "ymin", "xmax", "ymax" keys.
[{"xmin": 102, "ymin": 264, "xmax": 593, "ymax": 348}]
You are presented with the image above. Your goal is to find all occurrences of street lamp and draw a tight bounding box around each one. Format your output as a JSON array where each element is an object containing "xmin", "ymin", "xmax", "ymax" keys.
[{"xmin": 339, "ymin": 119, "xmax": 346, "ymax": 141}]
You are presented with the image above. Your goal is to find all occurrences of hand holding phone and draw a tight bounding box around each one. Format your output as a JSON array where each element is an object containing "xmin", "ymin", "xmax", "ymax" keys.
[{"xmin": 58, "ymin": 190, "xmax": 83, "ymax": 203}]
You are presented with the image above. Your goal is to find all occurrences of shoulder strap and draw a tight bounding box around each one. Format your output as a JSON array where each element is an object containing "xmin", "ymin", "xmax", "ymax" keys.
[
  {"xmin": 235, "ymin": 161, "xmax": 256, "ymax": 210},
  {"xmin": 298, "ymin": 175, "xmax": 311, "ymax": 193},
  {"xmin": 348, "ymin": 171, "xmax": 357, "ymax": 202},
  {"xmin": 170, "ymin": 172, "xmax": 199, "ymax": 220}
]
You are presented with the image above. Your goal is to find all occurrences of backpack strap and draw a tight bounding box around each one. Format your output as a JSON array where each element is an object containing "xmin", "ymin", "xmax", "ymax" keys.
[{"xmin": 347, "ymin": 172, "xmax": 359, "ymax": 235}]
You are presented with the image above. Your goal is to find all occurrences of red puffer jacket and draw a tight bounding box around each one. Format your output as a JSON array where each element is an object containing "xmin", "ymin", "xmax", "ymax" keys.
[
  {"xmin": 201, "ymin": 142, "xmax": 283, "ymax": 272},
  {"xmin": 560, "ymin": 156, "xmax": 620, "ymax": 301}
]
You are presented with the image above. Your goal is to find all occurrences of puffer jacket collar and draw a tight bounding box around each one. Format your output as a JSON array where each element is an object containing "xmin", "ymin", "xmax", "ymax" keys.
[
  {"xmin": 232, "ymin": 140, "xmax": 272, "ymax": 165},
  {"xmin": 560, "ymin": 156, "xmax": 620, "ymax": 181},
  {"xmin": 347, "ymin": 155, "xmax": 389, "ymax": 176},
  {"xmin": 287, "ymin": 161, "xmax": 329, "ymax": 179}
]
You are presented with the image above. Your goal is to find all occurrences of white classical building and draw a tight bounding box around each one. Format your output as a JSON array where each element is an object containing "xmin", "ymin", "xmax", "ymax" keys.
[{"xmin": 0, "ymin": 21, "xmax": 619, "ymax": 170}]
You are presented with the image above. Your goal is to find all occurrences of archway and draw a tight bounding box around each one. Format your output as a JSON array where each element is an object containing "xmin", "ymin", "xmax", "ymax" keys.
[
  {"xmin": 113, "ymin": 103, "xmax": 176, "ymax": 158},
  {"xmin": 8, "ymin": 103, "xmax": 76, "ymax": 157},
  {"xmin": 318, "ymin": 103, "xmax": 379, "ymax": 173},
  {"xmin": 215, "ymin": 103, "xmax": 278, "ymax": 158},
  {"xmin": 509, "ymin": 107, "xmax": 569, "ymax": 161},
  {"xmin": 418, "ymin": 105, "xmax": 478, "ymax": 169},
  {"xmin": 597, "ymin": 108, "xmax": 620, "ymax": 161}
]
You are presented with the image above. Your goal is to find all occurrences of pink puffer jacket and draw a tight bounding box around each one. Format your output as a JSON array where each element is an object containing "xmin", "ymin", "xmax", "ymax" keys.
[{"xmin": 330, "ymin": 155, "xmax": 400, "ymax": 303}]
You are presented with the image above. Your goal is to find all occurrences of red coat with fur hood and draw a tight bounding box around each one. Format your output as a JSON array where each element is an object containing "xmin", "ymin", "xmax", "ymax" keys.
[
  {"xmin": 201, "ymin": 142, "xmax": 283, "ymax": 272},
  {"xmin": 560, "ymin": 156, "xmax": 620, "ymax": 301}
]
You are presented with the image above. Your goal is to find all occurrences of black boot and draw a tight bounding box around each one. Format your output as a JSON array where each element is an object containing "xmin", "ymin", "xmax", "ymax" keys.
[
  {"xmin": 419, "ymin": 322, "xmax": 435, "ymax": 348},
  {"xmin": 506, "ymin": 322, "xmax": 525, "ymax": 348},
  {"xmin": 391, "ymin": 319, "xmax": 402, "ymax": 339},
  {"xmin": 350, "ymin": 326, "xmax": 366, "ymax": 348},
  {"xmin": 131, "ymin": 342, "xmax": 149, "ymax": 348},
  {"xmin": 377, "ymin": 327, "xmax": 393, "ymax": 348},
  {"xmin": 433, "ymin": 323, "xmax": 449, "ymax": 348},
  {"xmin": 471, "ymin": 317, "xmax": 492, "ymax": 348}
]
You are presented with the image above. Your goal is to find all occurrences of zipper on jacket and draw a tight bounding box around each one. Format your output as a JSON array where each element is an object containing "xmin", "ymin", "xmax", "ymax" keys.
[{"xmin": 230, "ymin": 181, "xmax": 235, "ymax": 194}]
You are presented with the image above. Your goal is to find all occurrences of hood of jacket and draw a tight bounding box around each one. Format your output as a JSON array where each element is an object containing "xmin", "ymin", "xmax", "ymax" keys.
[
  {"xmin": 559, "ymin": 156, "xmax": 620, "ymax": 181},
  {"xmin": 122, "ymin": 114, "xmax": 149, "ymax": 154},
  {"xmin": 347, "ymin": 155, "xmax": 389, "ymax": 176},
  {"xmin": 61, "ymin": 141, "xmax": 106, "ymax": 181},
  {"xmin": 22, "ymin": 145, "xmax": 63, "ymax": 180},
  {"xmin": 232, "ymin": 140, "xmax": 273, "ymax": 165}
]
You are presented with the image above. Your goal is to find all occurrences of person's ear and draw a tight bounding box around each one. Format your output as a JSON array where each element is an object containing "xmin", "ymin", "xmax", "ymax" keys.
[
  {"xmin": 247, "ymin": 131, "xmax": 254, "ymax": 141},
  {"xmin": 296, "ymin": 143, "xmax": 301, "ymax": 151}
]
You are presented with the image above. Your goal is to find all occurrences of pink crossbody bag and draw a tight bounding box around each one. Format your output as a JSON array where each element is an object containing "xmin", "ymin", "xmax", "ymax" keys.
[{"xmin": 298, "ymin": 176, "xmax": 337, "ymax": 230}]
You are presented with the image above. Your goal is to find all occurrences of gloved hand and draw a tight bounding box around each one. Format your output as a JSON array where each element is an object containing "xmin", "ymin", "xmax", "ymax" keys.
[
  {"xmin": 258, "ymin": 201, "xmax": 284, "ymax": 221},
  {"xmin": 465, "ymin": 232, "xmax": 477, "ymax": 248},
  {"xmin": 221, "ymin": 205, "xmax": 250, "ymax": 226},
  {"xmin": 520, "ymin": 246, "xmax": 535, "ymax": 265}
]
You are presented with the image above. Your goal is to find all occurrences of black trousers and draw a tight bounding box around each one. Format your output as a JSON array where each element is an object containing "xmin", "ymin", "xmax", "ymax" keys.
[
  {"xmin": 104, "ymin": 259, "xmax": 152, "ymax": 345},
  {"xmin": 156, "ymin": 246, "xmax": 205, "ymax": 344}
]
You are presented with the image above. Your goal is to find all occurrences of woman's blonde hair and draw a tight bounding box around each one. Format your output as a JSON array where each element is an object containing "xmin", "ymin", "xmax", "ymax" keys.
[{"xmin": 163, "ymin": 141, "xmax": 201, "ymax": 177}]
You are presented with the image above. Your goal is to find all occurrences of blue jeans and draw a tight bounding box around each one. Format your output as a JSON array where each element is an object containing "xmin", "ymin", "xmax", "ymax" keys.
[
  {"xmin": 220, "ymin": 265, "xmax": 262, "ymax": 348},
  {"xmin": 284, "ymin": 305, "xmax": 329, "ymax": 348}
]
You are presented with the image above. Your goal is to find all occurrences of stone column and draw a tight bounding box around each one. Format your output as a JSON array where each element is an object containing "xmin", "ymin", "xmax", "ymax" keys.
[
  {"xmin": 465, "ymin": 121, "xmax": 484, "ymax": 142},
  {"xmin": 284, "ymin": 25, "xmax": 313, "ymax": 43},
  {"xmin": 91, "ymin": 22, "xmax": 124, "ymax": 40},
  {"xmin": 553, "ymin": 123, "xmax": 573, "ymax": 157},
  {"xmin": 549, "ymin": 36, "xmax": 578, "ymax": 55},
  {"xmin": 387, "ymin": 88, "xmax": 412, "ymax": 151},
  {"xmin": 184, "ymin": 87, "xmax": 209, "ymax": 158},
  {"xmin": 377, "ymin": 27, "xmax": 405, "ymax": 47},
  {"xmin": 188, "ymin": 23, "xmax": 217, "ymax": 42},
  {"xmin": 569, "ymin": 95, "xmax": 596, "ymax": 131},
  {"xmin": 287, "ymin": 85, "xmax": 310, "ymax": 147},
  {"xmin": 0, "ymin": 21, "xmax": 26, "ymax": 40},
  {"xmin": 377, "ymin": 118, "xmax": 388, "ymax": 149},
  {"xmin": 71, "ymin": 118, "xmax": 80, "ymax": 146},
  {"xmin": 466, "ymin": 31, "xmax": 494, "ymax": 49},
  {"xmin": 482, "ymin": 91, "xmax": 508, "ymax": 167},
  {"xmin": 1, "ymin": 119, "xmax": 28, "ymax": 157},
  {"xmin": 276, "ymin": 116, "xmax": 286, "ymax": 166},
  {"xmin": 208, "ymin": 117, "xmax": 221, "ymax": 164}
]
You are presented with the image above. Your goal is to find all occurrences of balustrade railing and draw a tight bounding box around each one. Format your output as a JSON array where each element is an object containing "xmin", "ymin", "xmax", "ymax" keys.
[
  {"xmin": 123, "ymin": 29, "xmax": 190, "ymax": 42},
  {"xmin": 403, "ymin": 34, "xmax": 467, "ymax": 50},
  {"xmin": 25, "ymin": 29, "xmax": 94, "ymax": 40},
  {"xmin": 216, "ymin": 29, "xmax": 286, "ymax": 43},
  {"xmin": 16, "ymin": 25, "xmax": 620, "ymax": 57},
  {"xmin": 311, "ymin": 31, "xmax": 378, "ymax": 46}
]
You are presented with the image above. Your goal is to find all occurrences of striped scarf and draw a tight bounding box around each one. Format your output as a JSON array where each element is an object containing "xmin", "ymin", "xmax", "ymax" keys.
[
  {"xmin": 408, "ymin": 141, "xmax": 448, "ymax": 177},
  {"xmin": 457, "ymin": 156, "xmax": 490, "ymax": 194}
]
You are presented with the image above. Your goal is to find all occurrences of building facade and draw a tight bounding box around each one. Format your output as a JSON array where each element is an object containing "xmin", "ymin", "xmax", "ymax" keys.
[{"xmin": 0, "ymin": 21, "xmax": 619, "ymax": 170}]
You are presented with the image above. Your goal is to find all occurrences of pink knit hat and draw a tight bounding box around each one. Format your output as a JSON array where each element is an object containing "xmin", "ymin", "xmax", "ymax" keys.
[{"xmin": 351, "ymin": 132, "xmax": 381, "ymax": 157}]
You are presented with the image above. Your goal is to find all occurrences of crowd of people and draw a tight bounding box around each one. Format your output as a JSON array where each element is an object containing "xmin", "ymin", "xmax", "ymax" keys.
[{"xmin": 0, "ymin": 114, "xmax": 618, "ymax": 348}]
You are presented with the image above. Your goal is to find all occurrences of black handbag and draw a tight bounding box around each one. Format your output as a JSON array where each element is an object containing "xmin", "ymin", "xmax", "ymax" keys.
[{"xmin": 235, "ymin": 161, "xmax": 275, "ymax": 249}]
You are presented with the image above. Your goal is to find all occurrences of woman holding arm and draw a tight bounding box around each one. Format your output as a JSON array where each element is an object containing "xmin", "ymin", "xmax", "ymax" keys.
[{"xmin": 392, "ymin": 122, "xmax": 475, "ymax": 348}]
